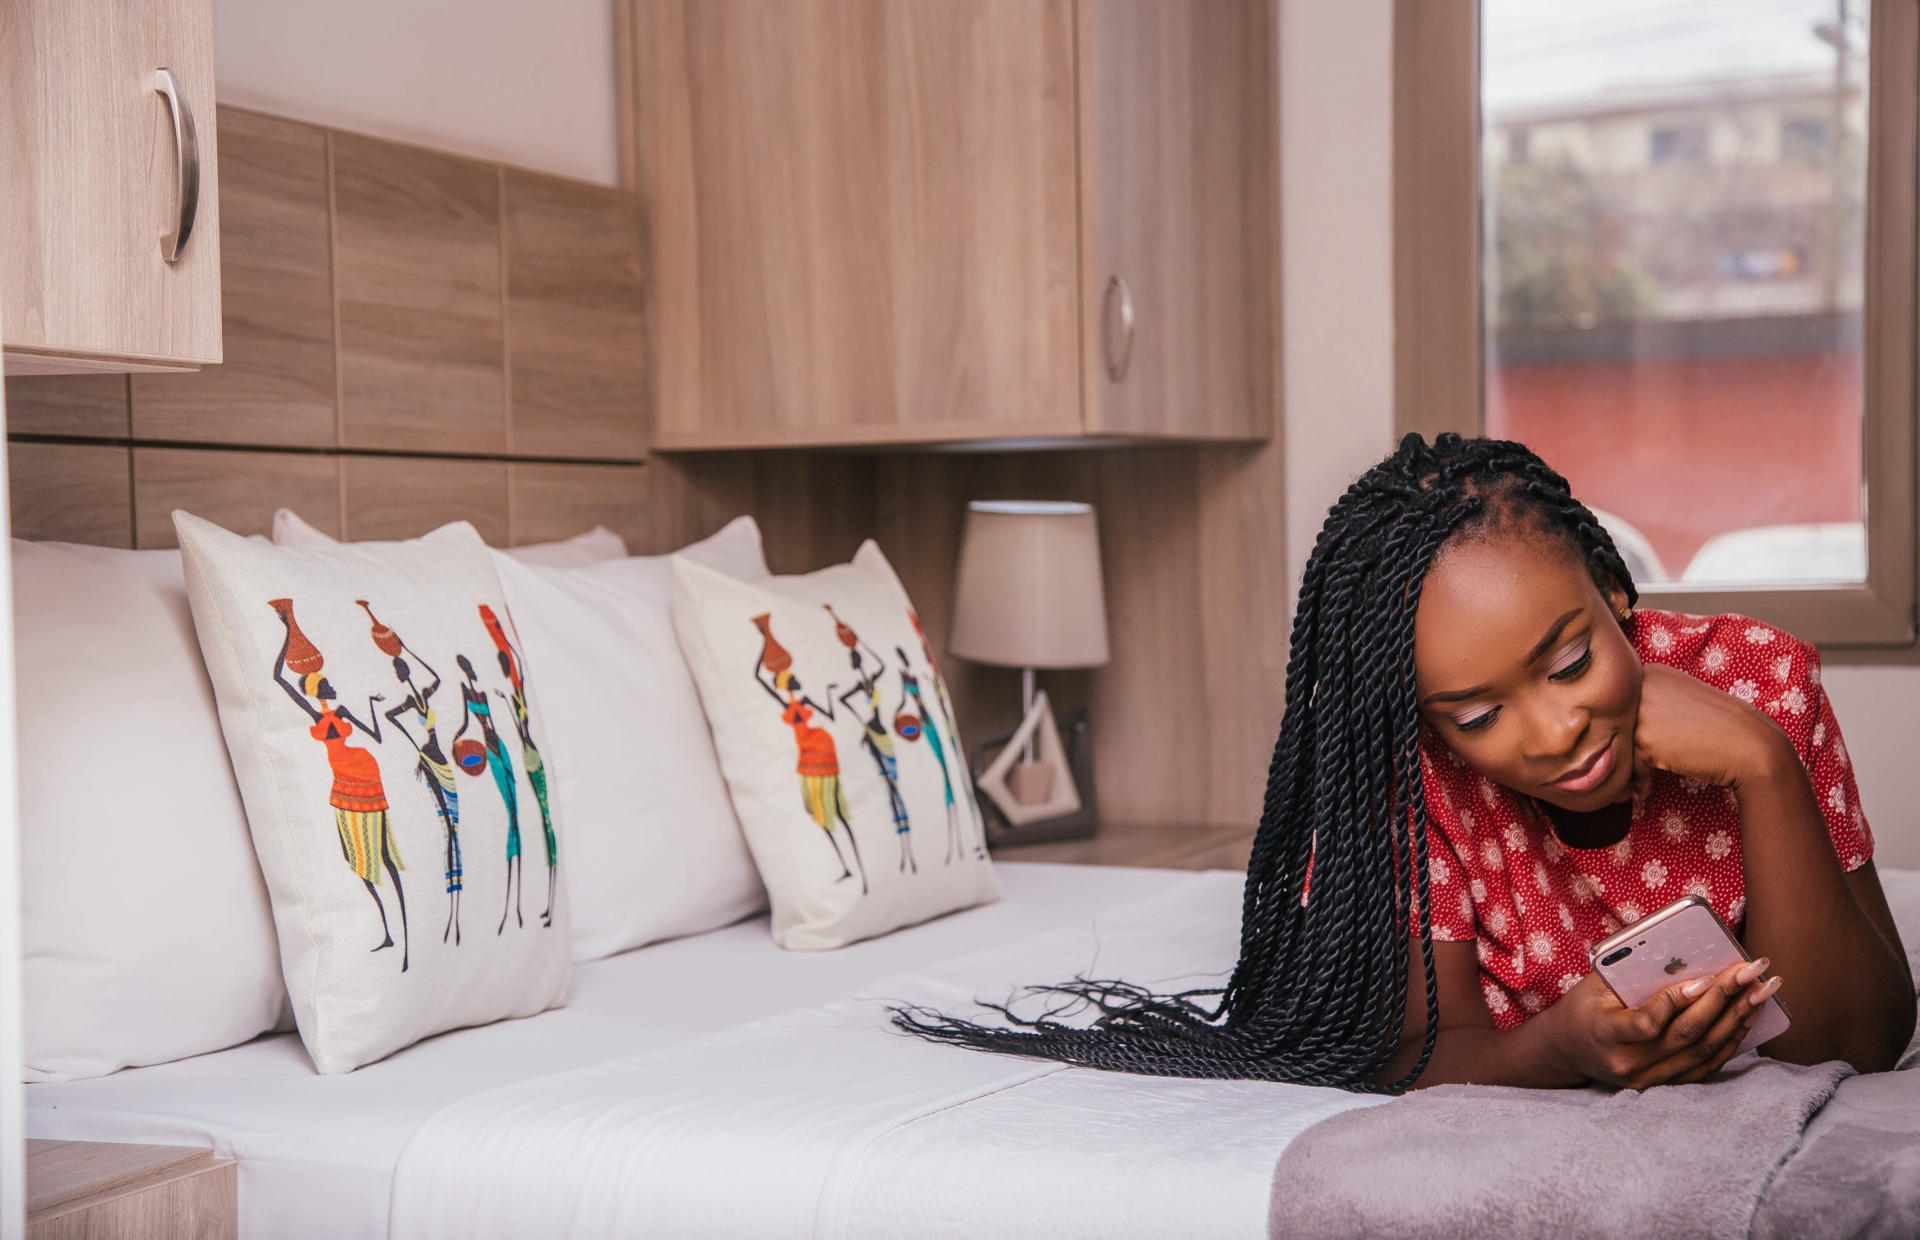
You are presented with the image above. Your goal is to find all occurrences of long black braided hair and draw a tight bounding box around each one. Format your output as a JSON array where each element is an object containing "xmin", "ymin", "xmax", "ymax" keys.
[{"xmin": 892, "ymin": 433, "xmax": 1639, "ymax": 1092}]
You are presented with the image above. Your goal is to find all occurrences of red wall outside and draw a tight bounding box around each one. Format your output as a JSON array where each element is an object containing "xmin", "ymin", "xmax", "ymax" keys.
[{"xmin": 1487, "ymin": 351, "xmax": 1863, "ymax": 576}]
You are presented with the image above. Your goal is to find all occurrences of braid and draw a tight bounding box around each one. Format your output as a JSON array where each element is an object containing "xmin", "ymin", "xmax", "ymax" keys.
[{"xmin": 891, "ymin": 433, "xmax": 1636, "ymax": 1091}]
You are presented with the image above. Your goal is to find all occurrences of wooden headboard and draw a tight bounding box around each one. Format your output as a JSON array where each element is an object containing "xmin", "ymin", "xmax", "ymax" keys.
[{"xmin": 5, "ymin": 106, "xmax": 649, "ymax": 551}]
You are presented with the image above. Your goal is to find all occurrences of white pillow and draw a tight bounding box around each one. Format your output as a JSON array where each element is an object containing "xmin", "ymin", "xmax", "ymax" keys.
[
  {"xmin": 270, "ymin": 509, "xmax": 627, "ymax": 566},
  {"xmin": 672, "ymin": 541, "xmax": 999, "ymax": 949},
  {"xmin": 492, "ymin": 522, "xmax": 772, "ymax": 960},
  {"xmin": 13, "ymin": 541, "xmax": 289, "ymax": 1082},
  {"xmin": 175, "ymin": 511, "xmax": 571, "ymax": 1073},
  {"xmin": 276, "ymin": 511, "xmax": 774, "ymax": 960}
]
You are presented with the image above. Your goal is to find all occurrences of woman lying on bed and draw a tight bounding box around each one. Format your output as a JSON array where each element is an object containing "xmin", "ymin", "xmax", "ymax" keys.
[{"xmin": 897, "ymin": 433, "xmax": 1914, "ymax": 1091}]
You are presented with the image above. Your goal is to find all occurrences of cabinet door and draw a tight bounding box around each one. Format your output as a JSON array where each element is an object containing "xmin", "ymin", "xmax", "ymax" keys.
[
  {"xmin": 640, "ymin": 0, "xmax": 1081, "ymax": 448},
  {"xmin": 1081, "ymin": 0, "xmax": 1275, "ymax": 440},
  {"xmin": 0, "ymin": 0, "xmax": 222, "ymax": 371}
]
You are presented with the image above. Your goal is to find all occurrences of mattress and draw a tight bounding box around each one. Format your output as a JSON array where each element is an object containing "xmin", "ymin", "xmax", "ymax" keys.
[
  {"xmin": 34, "ymin": 863, "xmax": 1918, "ymax": 1240},
  {"xmin": 22, "ymin": 861, "xmax": 1210, "ymax": 1239}
]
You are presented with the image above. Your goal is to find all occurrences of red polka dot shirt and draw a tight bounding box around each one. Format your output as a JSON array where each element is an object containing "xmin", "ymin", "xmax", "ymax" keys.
[{"xmin": 1417, "ymin": 609, "xmax": 1873, "ymax": 1029}]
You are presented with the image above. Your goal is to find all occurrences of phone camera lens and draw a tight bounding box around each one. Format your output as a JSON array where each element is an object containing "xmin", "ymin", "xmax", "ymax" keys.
[{"xmin": 1601, "ymin": 946, "xmax": 1633, "ymax": 966}]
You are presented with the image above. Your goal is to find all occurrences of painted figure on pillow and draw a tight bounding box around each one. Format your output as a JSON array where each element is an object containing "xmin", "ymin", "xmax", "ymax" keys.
[
  {"xmin": 751, "ymin": 613, "xmax": 868, "ymax": 894},
  {"xmin": 357, "ymin": 600, "xmax": 467, "ymax": 946},
  {"xmin": 905, "ymin": 608, "xmax": 985, "ymax": 859},
  {"xmin": 478, "ymin": 604, "xmax": 558, "ymax": 929},
  {"xmin": 826, "ymin": 606, "xmax": 917, "ymax": 876},
  {"xmin": 896, "ymin": 647, "xmax": 968, "ymax": 866},
  {"xmin": 268, "ymin": 598, "xmax": 411, "ymax": 972},
  {"xmin": 455, "ymin": 654, "xmax": 525, "ymax": 934}
]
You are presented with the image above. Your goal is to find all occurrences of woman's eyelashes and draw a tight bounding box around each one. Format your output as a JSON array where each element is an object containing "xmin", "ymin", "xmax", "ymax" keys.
[{"xmin": 1448, "ymin": 640, "xmax": 1595, "ymax": 733}]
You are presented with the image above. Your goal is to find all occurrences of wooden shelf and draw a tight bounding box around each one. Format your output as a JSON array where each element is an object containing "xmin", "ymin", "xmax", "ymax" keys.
[{"xmin": 991, "ymin": 821, "xmax": 1256, "ymax": 872}]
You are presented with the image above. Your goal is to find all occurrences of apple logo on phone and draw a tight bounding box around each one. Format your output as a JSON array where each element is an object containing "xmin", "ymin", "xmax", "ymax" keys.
[{"xmin": 1663, "ymin": 957, "xmax": 1687, "ymax": 975}]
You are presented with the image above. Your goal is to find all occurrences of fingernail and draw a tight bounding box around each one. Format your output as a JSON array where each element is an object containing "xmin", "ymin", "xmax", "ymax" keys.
[
  {"xmin": 1681, "ymin": 977, "xmax": 1710, "ymax": 998},
  {"xmin": 1736, "ymin": 958, "xmax": 1769, "ymax": 985},
  {"xmin": 1750, "ymin": 976, "xmax": 1782, "ymax": 1006}
]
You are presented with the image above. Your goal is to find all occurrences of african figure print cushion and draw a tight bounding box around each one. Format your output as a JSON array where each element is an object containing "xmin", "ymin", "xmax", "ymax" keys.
[
  {"xmin": 672, "ymin": 541, "xmax": 999, "ymax": 950},
  {"xmin": 175, "ymin": 511, "xmax": 570, "ymax": 1074},
  {"xmin": 274, "ymin": 507, "xmax": 775, "ymax": 961}
]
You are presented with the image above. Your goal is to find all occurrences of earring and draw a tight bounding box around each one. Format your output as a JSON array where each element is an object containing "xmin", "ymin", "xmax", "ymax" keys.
[{"xmin": 1617, "ymin": 608, "xmax": 1633, "ymax": 623}]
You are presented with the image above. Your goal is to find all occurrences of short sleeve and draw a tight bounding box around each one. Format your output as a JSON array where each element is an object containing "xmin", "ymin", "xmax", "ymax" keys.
[
  {"xmin": 1763, "ymin": 643, "xmax": 1874, "ymax": 872},
  {"xmin": 1414, "ymin": 741, "xmax": 1478, "ymax": 942}
]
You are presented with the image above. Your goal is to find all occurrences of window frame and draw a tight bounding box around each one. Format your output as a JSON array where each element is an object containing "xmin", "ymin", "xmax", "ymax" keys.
[{"xmin": 1393, "ymin": 0, "xmax": 1918, "ymax": 651}]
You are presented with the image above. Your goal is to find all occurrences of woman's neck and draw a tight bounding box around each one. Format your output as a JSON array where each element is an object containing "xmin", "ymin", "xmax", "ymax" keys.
[{"xmin": 1537, "ymin": 795, "xmax": 1633, "ymax": 850}]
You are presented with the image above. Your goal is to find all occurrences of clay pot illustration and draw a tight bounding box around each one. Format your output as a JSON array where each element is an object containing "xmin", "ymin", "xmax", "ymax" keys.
[
  {"xmin": 357, "ymin": 600, "xmax": 402, "ymax": 657},
  {"xmin": 752, "ymin": 613, "xmax": 793, "ymax": 676},
  {"xmin": 269, "ymin": 599, "xmax": 325, "ymax": 676},
  {"xmin": 453, "ymin": 738, "xmax": 489, "ymax": 776},
  {"xmin": 825, "ymin": 605, "xmax": 857, "ymax": 649}
]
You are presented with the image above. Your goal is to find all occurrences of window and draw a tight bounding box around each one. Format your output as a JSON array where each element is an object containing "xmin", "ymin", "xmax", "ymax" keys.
[
  {"xmin": 1395, "ymin": 0, "xmax": 1916, "ymax": 648},
  {"xmin": 1649, "ymin": 124, "xmax": 1708, "ymax": 165},
  {"xmin": 1783, "ymin": 114, "xmax": 1833, "ymax": 163}
]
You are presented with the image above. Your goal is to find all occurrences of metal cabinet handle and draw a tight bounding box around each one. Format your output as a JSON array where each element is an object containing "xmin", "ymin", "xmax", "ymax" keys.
[
  {"xmin": 153, "ymin": 67, "xmax": 200, "ymax": 263},
  {"xmin": 1103, "ymin": 275, "xmax": 1135, "ymax": 381}
]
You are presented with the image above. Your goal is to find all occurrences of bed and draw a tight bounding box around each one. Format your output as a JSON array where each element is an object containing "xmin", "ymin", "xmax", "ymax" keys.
[{"xmin": 26, "ymin": 861, "xmax": 1920, "ymax": 1240}]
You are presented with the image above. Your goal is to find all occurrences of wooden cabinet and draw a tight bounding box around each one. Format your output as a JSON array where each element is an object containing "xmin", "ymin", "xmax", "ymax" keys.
[
  {"xmin": 633, "ymin": 0, "xmax": 1276, "ymax": 449},
  {"xmin": 1, "ymin": 0, "xmax": 223, "ymax": 374},
  {"xmin": 26, "ymin": 1140, "xmax": 236, "ymax": 1240}
]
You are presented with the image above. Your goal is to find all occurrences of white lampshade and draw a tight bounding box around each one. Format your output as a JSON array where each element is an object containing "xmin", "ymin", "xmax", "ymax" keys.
[{"xmin": 949, "ymin": 501, "xmax": 1110, "ymax": 669}]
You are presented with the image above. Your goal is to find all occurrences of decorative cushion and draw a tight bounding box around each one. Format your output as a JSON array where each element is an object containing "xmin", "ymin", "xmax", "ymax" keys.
[
  {"xmin": 275, "ymin": 511, "xmax": 774, "ymax": 961},
  {"xmin": 270, "ymin": 510, "xmax": 626, "ymax": 566},
  {"xmin": 175, "ymin": 511, "xmax": 571, "ymax": 1073},
  {"xmin": 672, "ymin": 541, "xmax": 998, "ymax": 949},
  {"xmin": 14, "ymin": 541, "xmax": 288, "ymax": 1082}
]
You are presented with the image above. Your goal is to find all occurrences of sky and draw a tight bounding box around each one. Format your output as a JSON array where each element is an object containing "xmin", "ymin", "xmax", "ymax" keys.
[{"xmin": 1484, "ymin": 0, "xmax": 1864, "ymax": 113}]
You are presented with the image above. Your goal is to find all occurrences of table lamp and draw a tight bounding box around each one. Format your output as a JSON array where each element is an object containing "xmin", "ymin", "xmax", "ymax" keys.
[{"xmin": 948, "ymin": 500, "xmax": 1110, "ymax": 828}]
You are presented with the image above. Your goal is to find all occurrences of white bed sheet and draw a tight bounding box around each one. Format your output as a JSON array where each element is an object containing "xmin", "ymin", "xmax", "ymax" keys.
[
  {"xmin": 25, "ymin": 861, "xmax": 1189, "ymax": 1240},
  {"xmin": 386, "ymin": 867, "xmax": 1381, "ymax": 1240}
]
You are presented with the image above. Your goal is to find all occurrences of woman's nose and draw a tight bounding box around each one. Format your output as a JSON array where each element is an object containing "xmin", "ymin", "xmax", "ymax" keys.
[{"xmin": 1522, "ymin": 697, "xmax": 1586, "ymax": 762}]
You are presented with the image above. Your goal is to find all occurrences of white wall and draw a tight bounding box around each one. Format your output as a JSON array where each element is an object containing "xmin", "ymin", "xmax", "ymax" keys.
[
  {"xmin": 1817, "ymin": 669, "xmax": 1920, "ymax": 867},
  {"xmin": 213, "ymin": 0, "xmax": 621, "ymax": 186}
]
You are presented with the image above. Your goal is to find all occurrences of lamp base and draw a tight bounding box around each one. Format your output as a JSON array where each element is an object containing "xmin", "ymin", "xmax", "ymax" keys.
[
  {"xmin": 1008, "ymin": 761, "xmax": 1055, "ymax": 805},
  {"xmin": 972, "ymin": 700, "xmax": 1098, "ymax": 848}
]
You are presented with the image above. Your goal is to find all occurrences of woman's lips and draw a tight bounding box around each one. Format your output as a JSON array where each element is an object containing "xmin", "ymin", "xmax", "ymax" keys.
[{"xmin": 1551, "ymin": 734, "xmax": 1617, "ymax": 794}]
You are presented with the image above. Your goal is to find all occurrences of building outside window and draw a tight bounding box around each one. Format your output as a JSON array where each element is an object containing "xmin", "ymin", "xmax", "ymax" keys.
[{"xmin": 1397, "ymin": 0, "xmax": 1913, "ymax": 647}]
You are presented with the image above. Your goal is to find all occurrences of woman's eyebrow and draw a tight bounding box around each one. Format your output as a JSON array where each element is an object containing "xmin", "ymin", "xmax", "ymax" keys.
[{"xmin": 1419, "ymin": 607, "xmax": 1587, "ymax": 706}]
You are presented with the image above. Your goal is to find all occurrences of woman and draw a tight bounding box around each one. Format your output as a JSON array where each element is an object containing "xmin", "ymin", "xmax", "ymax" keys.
[
  {"xmin": 479, "ymin": 605, "xmax": 557, "ymax": 928},
  {"xmin": 269, "ymin": 599, "xmax": 409, "ymax": 972},
  {"xmin": 830, "ymin": 610, "xmax": 916, "ymax": 876},
  {"xmin": 895, "ymin": 645, "xmax": 964, "ymax": 865},
  {"xmin": 752, "ymin": 614, "xmax": 869, "ymax": 894},
  {"xmin": 896, "ymin": 434, "xmax": 1912, "ymax": 1090},
  {"xmin": 455, "ymin": 654, "xmax": 523, "ymax": 935},
  {"xmin": 358, "ymin": 601, "xmax": 468, "ymax": 947}
]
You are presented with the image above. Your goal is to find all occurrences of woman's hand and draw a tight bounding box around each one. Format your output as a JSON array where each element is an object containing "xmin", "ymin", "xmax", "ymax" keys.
[
  {"xmin": 1629, "ymin": 663, "xmax": 1793, "ymax": 799},
  {"xmin": 1539, "ymin": 960, "xmax": 1780, "ymax": 1089}
]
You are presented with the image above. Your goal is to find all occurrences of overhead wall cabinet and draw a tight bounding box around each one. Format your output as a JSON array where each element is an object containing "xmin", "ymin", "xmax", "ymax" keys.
[
  {"xmin": 632, "ymin": 0, "xmax": 1277, "ymax": 449},
  {"xmin": 1, "ymin": 0, "xmax": 223, "ymax": 374}
]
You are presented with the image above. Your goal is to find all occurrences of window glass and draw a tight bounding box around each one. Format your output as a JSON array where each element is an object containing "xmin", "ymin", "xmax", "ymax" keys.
[{"xmin": 1482, "ymin": 0, "xmax": 1869, "ymax": 587}]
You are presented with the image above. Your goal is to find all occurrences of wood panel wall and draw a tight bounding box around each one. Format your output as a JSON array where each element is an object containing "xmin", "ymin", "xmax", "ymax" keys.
[{"xmin": 5, "ymin": 106, "xmax": 648, "ymax": 552}]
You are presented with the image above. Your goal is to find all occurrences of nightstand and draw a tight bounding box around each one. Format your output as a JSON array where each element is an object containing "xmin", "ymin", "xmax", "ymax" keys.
[
  {"xmin": 990, "ymin": 821, "xmax": 1256, "ymax": 871},
  {"xmin": 26, "ymin": 1140, "xmax": 237, "ymax": 1240}
]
